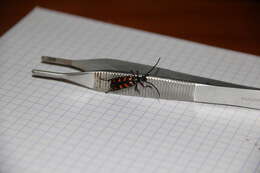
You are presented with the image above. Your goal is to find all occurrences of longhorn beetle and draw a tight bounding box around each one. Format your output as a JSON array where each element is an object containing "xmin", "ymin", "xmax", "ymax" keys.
[{"xmin": 105, "ymin": 58, "xmax": 161, "ymax": 97}]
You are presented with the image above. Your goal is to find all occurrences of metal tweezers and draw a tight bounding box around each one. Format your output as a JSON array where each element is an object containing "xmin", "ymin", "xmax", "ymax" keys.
[{"xmin": 32, "ymin": 56, "xmax": 260, "ymax": 110}]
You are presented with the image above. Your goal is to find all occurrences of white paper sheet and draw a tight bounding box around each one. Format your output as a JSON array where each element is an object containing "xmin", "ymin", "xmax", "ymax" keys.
[{"xmin": 0, "ymin": 7, "xmax": 260, "ymax": 173}]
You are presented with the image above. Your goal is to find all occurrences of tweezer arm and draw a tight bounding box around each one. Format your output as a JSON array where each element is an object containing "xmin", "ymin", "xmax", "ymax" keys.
[
  {"xmin": 40, "ymin": 56, "xmax": 260, "ymax": 90},
  {"xmin": 194, "ymin": 84, "xmax": 260, "ymax": 109},
  {"xmin": 32, "ymin": 69, "xmax": 65, "ymax": 80},
  {"xmin": 42, "ymin": 56, "xmax": 72, "ymax": 66},
  {"xmin": 96, "ymin": 72, "xmax": 260, "ymax": 109},
  {"xmin": 32, "ymin": 70, "xmax": 260, "ymax": 109}
]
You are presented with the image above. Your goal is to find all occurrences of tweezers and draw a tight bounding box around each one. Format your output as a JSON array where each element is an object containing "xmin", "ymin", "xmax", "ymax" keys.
[{"xmin": 32, "ymin": 56, "xmax": 260, "ymax": 110}]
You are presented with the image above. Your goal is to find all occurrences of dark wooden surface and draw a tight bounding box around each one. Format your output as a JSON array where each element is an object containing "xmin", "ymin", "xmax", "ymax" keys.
[{"xmin": 1, "ymin": 0, "xmax": 260, "ymax": 55}]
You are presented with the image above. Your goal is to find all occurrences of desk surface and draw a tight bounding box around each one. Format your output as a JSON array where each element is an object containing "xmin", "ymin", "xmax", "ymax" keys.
[{"xmin": 1, "ymin": 0, "xmax": 259, "ymax": 56}]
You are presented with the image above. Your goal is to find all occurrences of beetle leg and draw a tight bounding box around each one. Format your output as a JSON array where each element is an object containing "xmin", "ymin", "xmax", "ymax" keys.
[
  {"xmin": 135, "ymin": 84, "xmax": 140, "ymax": 94},
  {"xmin": 144, "ymin": 81, "xmax": 160, "ymax": 97},
  {"xmin": 140, "ymin": 81, "xmax": 152, "ymax": 89}
]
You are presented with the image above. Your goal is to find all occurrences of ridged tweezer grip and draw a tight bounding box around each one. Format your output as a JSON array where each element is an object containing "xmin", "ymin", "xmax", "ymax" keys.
[
  {"xmin": 94, "ymin": 71, "xmax": 196, "ymax": 101},
  {"xmin": 150, "ymin": 77, "xmax": 196, "ymax": 101}
]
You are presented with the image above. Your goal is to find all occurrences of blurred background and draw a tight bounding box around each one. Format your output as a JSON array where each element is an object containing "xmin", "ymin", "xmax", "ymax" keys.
[{"xmin": 1, "ymin": 0, "xmax": 259, "ymax": 55}]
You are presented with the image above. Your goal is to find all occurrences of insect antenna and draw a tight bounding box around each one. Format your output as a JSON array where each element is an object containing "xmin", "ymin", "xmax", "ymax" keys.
[
  {"xmin": 144, "ymin": 81, "xmax": 160, "ymax": 98},
  {"xmin": 145, "ymin": 57, "xmax": 161, "ymax": 76}
]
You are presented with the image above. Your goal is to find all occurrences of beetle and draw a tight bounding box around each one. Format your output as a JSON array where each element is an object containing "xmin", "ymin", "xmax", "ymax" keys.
[{"xmin": 105, "ymin": 58, "xmax": 161, "ymax": 97}]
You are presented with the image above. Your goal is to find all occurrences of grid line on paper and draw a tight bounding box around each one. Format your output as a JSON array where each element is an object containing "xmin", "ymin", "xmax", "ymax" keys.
[
  {"xmin": 91, "ymin": 98, "xmax": 143, "ymax": 172},
  {"xmin": 103, "ymin": 99, "xmax": 155, "ymax": 172},
  {"xmin": 173, "ymin": 104, "xmax": 206, "ymax": 172},
  {"xmin": 58, "ymin": 96, "xmax": 137, "ymax": 172},
  {"xmin": 148, "ymin": 103, "xmax": 192, "ymax": 173},
  {"xmin": 0, "ymin": 80, "xmax": 40, "ymax": 136},
  {"xmin": 39, "ymin": 94, "xmax": 100, "ymax": 173},
  {"xmin": 73, "ymin": 97, "xmax": 133, "ymax": 168},
  {"xmin": 25, "ymin": 93, "xmax": 101, "ymax": 172},
  {"xmin": 239, "ymin": 115, "xmax": 260, "ymax": 173},
  {"xmin": 5, "ymin": 83, "xmax": 69, "ymax": 172},
  {"xmin": 177, "ymin": 105, "xmax": 226, "ymax": 172},
  {"xmin": 200, "ymin": 108, "xmax": 237, "ymax": 172},
  {"xmin": 121, "ymin": 102, "xmax": 169, "ymax": 172},
  {"xmin": 137, "ymin": 102, "xmax": 180, "ymax": 172},
  {"xmin": 78, "ymin": 97, "xmax": 146, "ymax": 172},
  {"xmin": 222, "ymin": 112, "xmax": 252, "ymax": 173}
]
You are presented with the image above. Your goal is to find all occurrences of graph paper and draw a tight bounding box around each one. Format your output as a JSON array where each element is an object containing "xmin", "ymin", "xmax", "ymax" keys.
[{"xmin": 0, "ymin": 7, "xmax": 260, "ymax": 173}]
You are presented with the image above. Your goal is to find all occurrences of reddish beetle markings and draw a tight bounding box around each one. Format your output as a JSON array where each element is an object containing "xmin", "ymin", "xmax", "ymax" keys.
[{"xmin": 105, "ymin": 58, "xmax": 161, "ymax": 97}]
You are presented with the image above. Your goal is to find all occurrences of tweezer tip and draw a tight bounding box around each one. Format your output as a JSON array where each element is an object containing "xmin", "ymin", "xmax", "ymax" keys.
[{"xmin": 41, "ymin": 56, "xmax": 54, "ymax": 63}]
